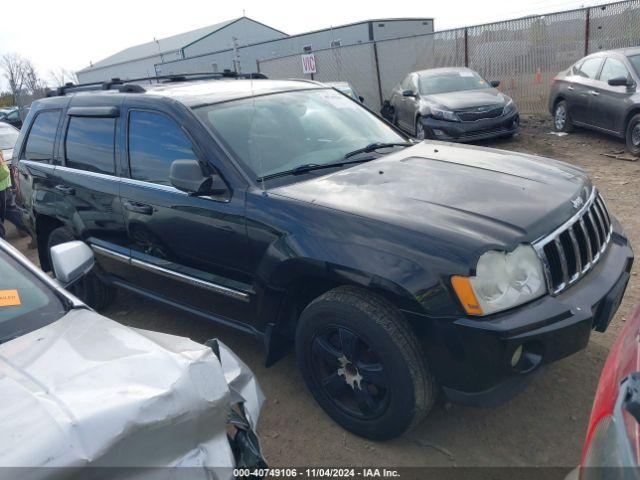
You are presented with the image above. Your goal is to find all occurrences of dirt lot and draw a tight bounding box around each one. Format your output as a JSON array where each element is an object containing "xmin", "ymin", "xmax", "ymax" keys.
[{"xmin": 6, "ymin": 116, "xmax": 640, "ymax": 468}]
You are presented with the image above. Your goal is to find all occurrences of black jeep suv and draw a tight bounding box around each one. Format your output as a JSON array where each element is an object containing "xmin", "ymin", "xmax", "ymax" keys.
[{"xmin": 13, "ymin": 76, "xmax": 633, "ymax": 440}]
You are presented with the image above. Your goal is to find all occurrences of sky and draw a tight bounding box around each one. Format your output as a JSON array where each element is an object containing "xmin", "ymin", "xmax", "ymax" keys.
[{"xmin": 0, "ymin": 0, "xmax": 605, "ymax": 89}]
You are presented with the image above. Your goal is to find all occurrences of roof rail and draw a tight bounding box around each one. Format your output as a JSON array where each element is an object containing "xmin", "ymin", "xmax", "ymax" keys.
[
  {"xmin": 46, "ymin": 78, "xmax": 146, "ymax": 97},
  {"xmin": 45, "ymin": 71, "xmax": 267, "ymax": 97}
]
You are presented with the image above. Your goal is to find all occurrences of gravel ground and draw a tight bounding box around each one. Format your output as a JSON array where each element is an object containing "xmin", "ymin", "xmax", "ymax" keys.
[{"xmin": 6, "ymin": 116, "xmax": 639, "ymax": 468}]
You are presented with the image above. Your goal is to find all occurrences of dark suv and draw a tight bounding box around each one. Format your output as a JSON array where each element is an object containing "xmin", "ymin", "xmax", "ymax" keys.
[
  {"xmin": 549, "ymin": 47, "xmax": 640, "ymax": 155},
  {"xmin": 13, "ymin": 76, "xmax": 633, "ymax": 440}
]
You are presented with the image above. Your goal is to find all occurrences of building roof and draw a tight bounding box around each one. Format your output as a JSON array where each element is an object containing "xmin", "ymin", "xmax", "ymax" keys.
[{"xmin": 78, "ymin": 18, "xmax": 268, "ymax": 73}]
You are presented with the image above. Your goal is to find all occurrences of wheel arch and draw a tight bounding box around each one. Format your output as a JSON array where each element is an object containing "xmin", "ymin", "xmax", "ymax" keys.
[
  {"xmin": 34, "ymin": 214, "xmax": 65, "ymax": 271},
  {"xmin": 260, "ymin": 241, "xmax": 439, "ymax": 365},
  {"xmin": 552, "ymin": 95, "xmax": 565, "ymax": 112},
  {"xmin": 623, "ymin": 107, "xmax": 640, "ymax": 136}
]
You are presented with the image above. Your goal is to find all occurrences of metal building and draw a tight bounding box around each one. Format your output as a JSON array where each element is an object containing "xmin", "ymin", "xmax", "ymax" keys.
[
  {"xmin": 77, "ymin": 17, "xmax": 434, "ymax": 83},
  {"xmin": 157, "ymin": 18, "xmax": 434, "ymax": 76},
  {"xmin": 76, "ymin": 17, "xmax": 288, "ymax": 83}
]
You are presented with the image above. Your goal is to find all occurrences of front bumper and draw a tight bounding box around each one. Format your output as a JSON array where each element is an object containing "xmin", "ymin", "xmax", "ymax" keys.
[
  {"xmin": 414, "ymin": 219, "xmax": 633, "ymax": 406},
  {"xmin": 420, "ymin": 109, "xmax": 519, "ymax": 142}
]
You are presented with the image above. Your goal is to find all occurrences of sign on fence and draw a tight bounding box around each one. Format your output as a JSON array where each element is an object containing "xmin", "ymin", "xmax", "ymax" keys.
[{"xmin": 301, "ymin": 54, "xmax": 317, "ymax": 74}]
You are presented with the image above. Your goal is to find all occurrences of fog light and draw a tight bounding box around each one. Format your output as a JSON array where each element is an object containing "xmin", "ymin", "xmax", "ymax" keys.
[{"xmin": 510, "ymin": 345, "xmax": 523, "ymax": 368}]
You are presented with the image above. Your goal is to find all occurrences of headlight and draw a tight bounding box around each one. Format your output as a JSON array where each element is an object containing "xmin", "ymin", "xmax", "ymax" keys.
[
  {"xmin": 451, "ymin": 244, "xmax": 547, "ymax": 316},
  {"xmin": 429, "ymin": 106, "xmax": 459, "ymax": 122},
  {"xmin": 503, "ymin": 98, "xmax": 516, "ymax": 114}
]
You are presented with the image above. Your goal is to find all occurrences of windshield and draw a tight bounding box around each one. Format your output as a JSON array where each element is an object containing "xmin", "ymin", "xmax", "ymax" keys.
[
  {"xmin": 0, "ymin": 247, "xmax": 66, "ymax": 344},
  {"xmin": 195, "ymin": 89, "xmax": 404, "ymax": 180},
  {"xmin": 0, "ymin": 128, "xmax": 18, "ymax": 150},
  {"xmin": 629, "ymin": 54, "xmax": 640, "ymax": 77},
  {"xmin": 419, "ymin": 70, "xmax": 491, "ymax": 95}
]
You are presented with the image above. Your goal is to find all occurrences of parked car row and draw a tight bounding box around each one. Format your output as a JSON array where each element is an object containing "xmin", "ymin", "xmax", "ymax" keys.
[
  {"xmin": 7, "ymin": 71, "xmax": 633, "ymax": 448},
  {"xmin": 381, "ymin": 46, "xmax": 640, "ymax": 158}
]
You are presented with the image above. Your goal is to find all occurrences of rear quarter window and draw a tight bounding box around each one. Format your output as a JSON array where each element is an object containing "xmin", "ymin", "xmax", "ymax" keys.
[{"xmin": 22, "ymin": 110, "xmax": 62, "ymax": 162}]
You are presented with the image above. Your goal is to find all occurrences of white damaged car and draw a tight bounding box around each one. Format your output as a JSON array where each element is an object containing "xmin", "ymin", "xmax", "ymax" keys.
[{"xmin": 0, "ymin": 239, "xmax": 266, "ymax": 477}]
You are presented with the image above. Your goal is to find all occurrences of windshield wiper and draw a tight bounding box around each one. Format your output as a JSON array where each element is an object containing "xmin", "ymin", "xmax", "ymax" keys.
[
  {"xmin": 257, "ymin": 142, "xmax": 414, "ymax": 182},
  {"xmin": 343, "ymin": 142, "xmax": 413, "ymax": 159},
  {"xmin": 257, "ymin": 158, "xmax": 378, "ymax": 182}
]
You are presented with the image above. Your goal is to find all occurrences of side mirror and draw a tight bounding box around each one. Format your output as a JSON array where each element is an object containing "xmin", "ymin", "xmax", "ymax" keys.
[
  {"xmin": 490, "ymin": 80, "xmax": 501, "ymax": 88},
  {"xmin": 402, "ymin": 90, "xmax": 416, "ymax": 97},
  {"xmin": 170, "ymin": 159, "xmax": 228, "ymax": 196},
  {"xmin": 50, "ymin": 241, "xmax": 94, "ymax": 286},
  {"xmin": 608, "ymin": 76, "xmax": 631, "ymax": 87}
]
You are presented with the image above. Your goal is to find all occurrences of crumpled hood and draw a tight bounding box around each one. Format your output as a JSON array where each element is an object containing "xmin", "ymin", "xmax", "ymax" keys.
[
  {"xmin": 273, "ymin": 142, "xmax": 590, "ymax": 250},
  {"xmin": 0, "ymin": 309, "xmax": 263, "ymax": 476},
  {"xmin": 425, "ymin": 88, "xmax": 507, "ymax": 110}
]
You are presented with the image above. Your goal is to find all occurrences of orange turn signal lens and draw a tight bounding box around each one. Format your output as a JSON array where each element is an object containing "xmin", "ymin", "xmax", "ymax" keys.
[{"xmin": 451, "ymin": 276, "xmax": 483, "ymax": 316}]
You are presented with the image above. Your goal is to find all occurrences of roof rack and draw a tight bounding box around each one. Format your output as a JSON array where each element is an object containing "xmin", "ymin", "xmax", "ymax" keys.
[{"xmin": 45, "ymin": 71, "xmax": 267, "ymax": 97}]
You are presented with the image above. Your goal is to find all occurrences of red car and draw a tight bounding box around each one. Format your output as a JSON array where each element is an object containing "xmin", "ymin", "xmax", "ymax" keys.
[{"xmin": 579, "ymin": 303, "xmax": 640, "ymax": 478}]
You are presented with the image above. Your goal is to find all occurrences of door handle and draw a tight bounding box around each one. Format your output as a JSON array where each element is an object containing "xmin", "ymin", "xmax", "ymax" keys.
[
  {"xmin": 567, "ymin": 86, "xmax": 574, "ymax": 91},
  {"xmin": 590, "ymin": 90, "xmax": 600, "ymax": 96},
  {"xmin": 123, "ymin": 200, "xmax": 153, "ymax": 215},
  {"xmin": 54, "ymin": 185, "xmax": 75, "ymax": 195}
]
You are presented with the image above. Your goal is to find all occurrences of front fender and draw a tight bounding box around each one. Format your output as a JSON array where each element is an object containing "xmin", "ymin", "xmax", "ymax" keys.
[{"xmin": 256, "ymin": 234, "xmax": 458, "ymax": 316}]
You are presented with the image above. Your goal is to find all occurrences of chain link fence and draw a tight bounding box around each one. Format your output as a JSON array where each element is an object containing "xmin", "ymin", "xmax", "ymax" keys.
[
  {"xmin": 257, "ymin": 44, "xmax": 381, "ymax": 108},
  {"xmin": 260, "ymin": 0, "xmax": 640, "ymax": 115}
]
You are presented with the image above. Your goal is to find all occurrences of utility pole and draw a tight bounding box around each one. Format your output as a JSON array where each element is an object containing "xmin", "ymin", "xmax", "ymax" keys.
[{"xmin": 232, "ymin": 36, "xmax": 241, "ymax": 73}]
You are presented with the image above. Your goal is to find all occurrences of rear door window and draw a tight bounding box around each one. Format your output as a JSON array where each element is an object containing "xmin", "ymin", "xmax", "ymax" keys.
[
  {"xmin": 22, "ymin": 110, "xmax": 61, "ymax": 162},
  {"xmin": 577, "ymin": 58, "xmax": 603, "ymax": 79},
  {"xmin": 127, "ymin": 110, "xmax": 198, "ymax": 185},
  {"xmin": 65, "ymin": 117, "xmax": 116, "ymax": 175}
]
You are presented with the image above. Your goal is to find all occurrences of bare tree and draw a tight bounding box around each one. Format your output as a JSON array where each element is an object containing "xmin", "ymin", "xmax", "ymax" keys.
[
  {"xmin": 23, "ymin": 59, "xmax": 47, "ymax": 97},
  {"xmin": 49, "ymin": 67, "xmax": 78, "ymax": 87},
  {"xmin": 1, "ymin": 53, "xmax": 27, "ymax": 108}
]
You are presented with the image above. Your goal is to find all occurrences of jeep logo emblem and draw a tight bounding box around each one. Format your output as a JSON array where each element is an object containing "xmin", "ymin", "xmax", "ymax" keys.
[{"xmin": 571, "ymin": 196, "xmax": 584, "ymax": 209}]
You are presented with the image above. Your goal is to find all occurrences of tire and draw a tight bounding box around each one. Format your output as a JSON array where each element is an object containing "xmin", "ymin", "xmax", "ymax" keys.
[
  {"xmin": 553, "ymin": 100, "xmax": 574, "ymax": 132},
  {"xmin": 47, "ymin": 227, "xmax": 116, "ymax": 310},
  {"xmin": 625, "ymin": 113, "xmax": 640, "ymax": 157},
  {"xmin": 295, "ymin": 286, "xmax": 436, "ymax": 440},
  {"xmin": 415, "ymin": 117, "xmax": 427, "ymax": 140}
]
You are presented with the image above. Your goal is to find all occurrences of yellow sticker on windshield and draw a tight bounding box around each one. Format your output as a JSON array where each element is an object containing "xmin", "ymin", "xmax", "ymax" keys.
[{"xmin": 0, "ymin": 290, "xmax": 21, "ymax": 307}]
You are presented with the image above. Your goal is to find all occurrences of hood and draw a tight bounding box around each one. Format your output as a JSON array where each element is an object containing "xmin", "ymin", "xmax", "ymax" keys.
[
  {"xmin": 0, "ymin": 310, "xmax": 263, "ymax": 475},
  {"xmin": 424, "ymin": 88, "xmax": 507, "ymax": 110},
  {"xmin": 272, "ymin": 142, "xmax": 590, "ymax": 251}
]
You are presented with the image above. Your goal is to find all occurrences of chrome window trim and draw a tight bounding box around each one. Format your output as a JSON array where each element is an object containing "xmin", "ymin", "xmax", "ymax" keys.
[
  {"xmin": 119, "ymin": 176, "xmax": 188, "ymax": 195},
  {"xmin": 55, "ymin": 164, "xmax": 117, "ymax": 182},
  {"xmin": 20, "ymin": 159, "xmax": 187, "ymax": 195},
  {"xmin": 90, "ymin": 244, "xmax": 249, "ymax": 302},
  {"xmin": 18, "ymin": 160, "xmax": 56, "ymax": 170}
]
